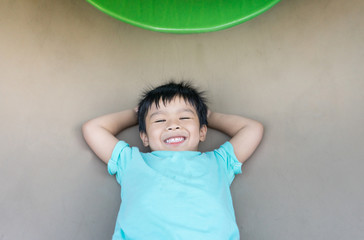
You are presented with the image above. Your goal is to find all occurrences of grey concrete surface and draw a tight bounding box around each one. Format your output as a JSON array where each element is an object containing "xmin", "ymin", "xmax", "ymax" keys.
[{"xmin": 1, "ymin": 0, "xmax": 363, "ymax": 239}]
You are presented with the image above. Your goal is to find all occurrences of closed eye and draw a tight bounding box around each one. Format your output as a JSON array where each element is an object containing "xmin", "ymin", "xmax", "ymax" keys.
[
  {"xmin": 180, "ymin": 117, "xmax": 191, "ymax": 120},
  {"xmin": 154, "ymin": 119, "xmax": 166, "ymax": 123}
]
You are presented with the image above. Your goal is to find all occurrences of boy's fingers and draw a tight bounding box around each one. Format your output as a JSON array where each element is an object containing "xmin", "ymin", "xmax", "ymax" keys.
[{"xmin": 207, "ymin": 109, "xmax": 212, "ymax": 118}]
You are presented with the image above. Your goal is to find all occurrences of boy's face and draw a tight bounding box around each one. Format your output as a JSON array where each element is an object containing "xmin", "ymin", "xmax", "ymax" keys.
[{"xmin": 140, "ymin": 96, "xmax": 207, "ymax": 151}]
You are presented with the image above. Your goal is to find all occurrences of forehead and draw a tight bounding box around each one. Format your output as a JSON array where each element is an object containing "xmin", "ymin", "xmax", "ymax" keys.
[{"xmin": 147, "ymin": 97, "xmax": 197, "ymax": 116}]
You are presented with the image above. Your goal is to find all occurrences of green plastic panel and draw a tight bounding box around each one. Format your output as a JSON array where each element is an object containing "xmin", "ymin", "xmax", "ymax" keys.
[{"xmin": 87, "ymin": 0, "xmax": 280, "ymax": 33}]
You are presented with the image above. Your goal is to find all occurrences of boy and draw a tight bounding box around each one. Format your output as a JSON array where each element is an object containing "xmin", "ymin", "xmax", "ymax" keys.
[{"xmin": 82, "ymin": 82, "xmax": 263, "ymax": 240}]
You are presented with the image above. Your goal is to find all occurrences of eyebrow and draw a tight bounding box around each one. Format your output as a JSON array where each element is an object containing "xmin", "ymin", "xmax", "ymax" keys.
[
  {"xmin": 180, "ymin": 108, "xmax": 195, "ymax": 115},
  {"xmin": 149, "ymin": 111, "xmax": 163, "ymax": 119},
  {"xmin": 148, "ymin": 108, "xmax": 195, "ymax": 119}
]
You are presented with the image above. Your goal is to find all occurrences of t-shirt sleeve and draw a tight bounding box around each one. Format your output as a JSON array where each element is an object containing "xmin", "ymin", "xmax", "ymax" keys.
[
  {"xmin": 213, "ymin": 141, "xmax": 242, "ymax": 185},
  {"xmin": 107, "ymin": 141, "xmax": 132, "ymax": 185}
]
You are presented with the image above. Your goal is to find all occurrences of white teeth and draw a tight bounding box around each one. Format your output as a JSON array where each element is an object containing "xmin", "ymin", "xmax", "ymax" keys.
[{"xmin": 166, "ymin": 137, "xmax": 184, "ymax": 143}]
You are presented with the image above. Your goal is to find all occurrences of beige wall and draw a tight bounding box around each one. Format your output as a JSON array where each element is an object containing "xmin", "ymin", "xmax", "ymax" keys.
[{"xmin": 1, "ymin": 0, "xmax": 363, "ymax": 239}]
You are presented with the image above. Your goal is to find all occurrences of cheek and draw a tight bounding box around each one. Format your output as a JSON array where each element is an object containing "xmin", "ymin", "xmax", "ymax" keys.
[
  {"xmin": 147, "ymin": 127, "xmax": 161, "ymax": 140},
  {"xmin": 191, "ymin": 125, "xmax": 202, "ymax": 136}
]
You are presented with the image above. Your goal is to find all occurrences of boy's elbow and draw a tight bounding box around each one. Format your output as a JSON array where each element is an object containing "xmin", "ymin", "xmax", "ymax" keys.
[
  {"xmin": 257, "ymin": 121, "xmax": 264, "ymax": 133},
  {"xmin": 81, "ymin": 121, "xmax": 89, "ymax": 134},
  {"xmin": 248, "ymin": 120, "xmax": 263, "ymax": 140},
  {"xmin": 82, "ymin": 120, "xmax": 94, "ymax": 139},
  {"xmin": 255, "ymin": 121, "xmax": 264, "ymax": 140}
]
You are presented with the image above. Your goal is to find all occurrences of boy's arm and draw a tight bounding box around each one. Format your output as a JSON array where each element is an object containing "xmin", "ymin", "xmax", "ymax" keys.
[
  {"xmin": 207, "ymin": 111, "xmax": 264, "ymax": 163},
  {"xmin": 82, "ymin": 109, "xmax": 138, "ymax": 164}
]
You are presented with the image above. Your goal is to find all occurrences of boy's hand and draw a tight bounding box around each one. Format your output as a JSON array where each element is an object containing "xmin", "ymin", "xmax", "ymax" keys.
[
  {"xmin": 207, "ymin": 109, "xmax": 212, "ymax": 119},
  {"xmin": 207, "ymin": 111, "xmax": 263, "ymax": 163}
]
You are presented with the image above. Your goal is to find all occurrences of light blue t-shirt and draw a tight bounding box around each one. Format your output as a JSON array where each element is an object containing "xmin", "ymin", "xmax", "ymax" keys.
[{"xmin": 108, "ymin": 141, "xmax": 242, "ymax": 240}]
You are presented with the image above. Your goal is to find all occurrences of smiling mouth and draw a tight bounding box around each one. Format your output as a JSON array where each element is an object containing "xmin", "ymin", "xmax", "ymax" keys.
[{"xmin": 165, "ymin": 137, "xmax": 186, "ymax": 144}]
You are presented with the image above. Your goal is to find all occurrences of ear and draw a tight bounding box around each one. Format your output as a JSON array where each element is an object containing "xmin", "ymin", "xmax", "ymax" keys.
[
  {"xmin": 140, "ymin": 132, "xmax": 149, "ymax": 147},
  {"xmin": 199, "ymin": 125, "xmax": 207, "ymax": 142}
]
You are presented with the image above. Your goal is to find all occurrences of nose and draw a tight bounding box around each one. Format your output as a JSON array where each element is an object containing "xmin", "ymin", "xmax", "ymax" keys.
[
  {"xmin": 167, "ymin": 125, "xmax": 180, "ymax": 131},
  {"xmin": 166, "ymin": 120, "xmax": 180, "ymax": 131}
]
